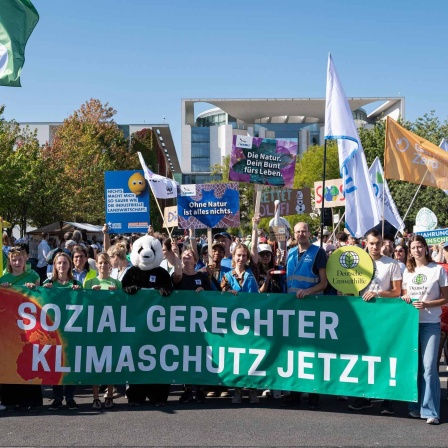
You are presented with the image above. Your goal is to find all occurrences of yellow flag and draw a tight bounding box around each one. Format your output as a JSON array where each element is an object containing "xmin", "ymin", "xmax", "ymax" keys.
[{"xmin": 384, "ymin": 117, "xmax": 448, "ymax": 191}]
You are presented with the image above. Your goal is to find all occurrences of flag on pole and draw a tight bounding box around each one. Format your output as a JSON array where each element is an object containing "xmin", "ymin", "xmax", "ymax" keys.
[
  {"xmin": 384, "ymin": 117, "xmax": 448, "ymax": 192},
  {"xmin": 137, "ymin": 152, "xmax": 178, "ymax": 199},
  {"xmin": 324, "ymin": 54, "xmax": 380, "ymax": 237},
  {"xmin": 0, "ymin": 0, "xmax": 39, "ymax": 87},
  {"xmin": 369, "ymin": 157, "xmax": 404, "ymax": 232}
]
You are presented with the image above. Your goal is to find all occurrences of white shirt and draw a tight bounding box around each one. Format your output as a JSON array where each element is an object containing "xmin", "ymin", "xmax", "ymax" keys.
[
  {"xmin": 37, "ymin": 239, "xmax": 51, "ymax": 268},
  {"xmin": 360, "ymin": 255, "xmax": 402, "ymax": 296},
  {"xmin": 403, "ymin": 262, "xmax": 448, "ymax": 323}
]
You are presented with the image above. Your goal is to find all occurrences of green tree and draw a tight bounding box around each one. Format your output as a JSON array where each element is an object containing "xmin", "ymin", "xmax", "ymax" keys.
[
  {"xmin": 0, "ymin": 107, "xmax": 62, "ymax": 235},
  {"xmin": 47, "ymin": 99, "xmax": 138, "ymax": 223}
]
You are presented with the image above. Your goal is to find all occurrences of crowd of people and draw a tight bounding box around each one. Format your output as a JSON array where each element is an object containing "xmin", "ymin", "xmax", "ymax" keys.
[{"xmin": 1, "ymin": 222, "xmax": 448, "ymax": 425}]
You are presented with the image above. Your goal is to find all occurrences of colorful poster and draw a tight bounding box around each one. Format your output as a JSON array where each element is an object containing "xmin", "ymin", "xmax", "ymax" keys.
[
  {"xmin": 177, "ymin": 183, "xmax": 240, "ymax": 229},
  {"xmin": 257, "ymin": 188, "xmax": 312, "ymax": 217},
  {"xmin": 104, "ymin": 171, "xmax": 150, "ymax": 234},
  {"xmin": 314, "ymin": 179, "xmax": 345, "ymax": 208},
  {"xmin": 229, "ymin": 136, "xmax": 298, "ymax": 188},
  {"xmin": 0, "ymin": 287, "xmax": 418, "ymax": 402}
]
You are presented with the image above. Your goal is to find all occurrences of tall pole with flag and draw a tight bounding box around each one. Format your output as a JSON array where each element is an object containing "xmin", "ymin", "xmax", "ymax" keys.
[
  {"xmin": 0, "ymin": 0, "xmax": 39, "ymax": 87},
  {"xmin": 324, "ymin": 54, "xmax": 380, "ymax": 238}
]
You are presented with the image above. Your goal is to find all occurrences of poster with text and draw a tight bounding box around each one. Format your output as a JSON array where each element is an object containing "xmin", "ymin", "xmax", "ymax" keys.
[
  {"xmin": 177, "ymin": 183, "xmax": 240, "ymax": 229},
  {"xmin": 229, "ymin": 136, "xmax": 298, "ymax": 187},
  {"xmin": 256, "ymin": 187, "xmax": 312, "ymax": 217},
  {"xmin": 104, "ymin": 171, "xmax": 150, "ymax": 234}
]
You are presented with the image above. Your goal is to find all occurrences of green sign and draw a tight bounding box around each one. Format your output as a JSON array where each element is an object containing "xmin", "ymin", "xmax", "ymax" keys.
[
  {"xmin": 0, "ymin": 287, "xmax": 417, "ymax": 402},
  {"xmin": 326, "ymin": 246, "xmax": 375, "ymax": 294}
]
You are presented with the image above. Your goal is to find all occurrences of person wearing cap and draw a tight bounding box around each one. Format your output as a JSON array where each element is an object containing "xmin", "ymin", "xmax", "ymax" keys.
[
  {"xmin": 205, "ymin": 242, "xmax": 231, "ymax": 291},
  {"xmin": 65, "ymin": 240, "xmax": 77, "ymax": 252},
  {"xmin": 313, "ymin": 228, "xmax": 330, "ymax": 249},
  {"xmin": 214, "ymin": 232, "xmax": 233, "ymax": 268},
  {"xmin": 253, "ymin": 243, "xmax": 286, "ymax": 294}
]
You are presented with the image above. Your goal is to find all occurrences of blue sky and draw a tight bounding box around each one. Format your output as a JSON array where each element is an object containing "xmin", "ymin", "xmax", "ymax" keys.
[{"xmin": 2, "ymin": 0, "xmax": 448, "ymax": 155}]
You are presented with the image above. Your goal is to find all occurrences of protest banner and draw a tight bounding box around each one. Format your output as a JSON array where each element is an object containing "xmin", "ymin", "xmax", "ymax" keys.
[
  {"xmin": 104, "ymin": 171, "xmax": 150, "ymax": 233},
  {"xmin": 256, "ymin": 188, "xmax": 312, "ymax": 218},
  {"xmin": 229, "ymin": 136, "xmax": 298, "ymax": 188},
  {"xmin": 415, "ymin": 228, "xmax": 448, "ymax": 245},
  {"xmin": 177, "ymin": 183, "xmax": 240, "ymax": 229},
  {"xmin": 314, "ymin": 179, "xmax": 345, "ymax": 208},
  {"xmin": 163, "ymin": 205, "xmax": 178, "ymax": 228},
  {"xmin": 0, "ymin": 286, "xmax": 418, "ymax": 401}
]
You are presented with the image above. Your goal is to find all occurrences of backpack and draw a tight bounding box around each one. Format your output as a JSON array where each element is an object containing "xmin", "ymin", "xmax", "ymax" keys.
[{"xmin": 46, "ymin": 247, "xmax": 63, "ymax": 265}]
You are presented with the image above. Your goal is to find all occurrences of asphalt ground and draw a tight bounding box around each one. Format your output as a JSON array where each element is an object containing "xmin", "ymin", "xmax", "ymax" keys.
[{"xmin": 1, "ymin": 374, "xmax": 448, "ymax": 447}]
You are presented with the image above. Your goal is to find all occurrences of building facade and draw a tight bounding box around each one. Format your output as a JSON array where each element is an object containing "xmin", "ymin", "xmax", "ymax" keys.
[{"xmin": 181, "ymin": 98, "xmax": 405, "ymax": 183}]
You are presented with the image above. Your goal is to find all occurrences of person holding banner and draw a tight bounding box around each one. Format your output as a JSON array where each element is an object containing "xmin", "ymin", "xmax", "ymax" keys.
[
  {"xmin": 348, "ymin": 229, "xmax": 402, "ymax": 415},
  {"xmin": 85, "ymin": 252, "xmax": 121, "ymax": 410},
  {"xmin": 0, "ymin": 246, "xmax": 42, "ymax": 412},
  {"xmin": 284, "ymin": 222, "xmax": 327, "ymax": 410},
  {"xmin": 220, "ymin": 243, "xmax": 260, "ymax": 404},
  {"xmin": 173, "ymin": 248, "xmax": 212, "ymax": 403},
  {"xmin": 43, "ymin": 252, "xmax": 81, "ymax": 411},
  {"xmin": 402, "ymin": 235, "xmax": 448, "ymax": 425}
]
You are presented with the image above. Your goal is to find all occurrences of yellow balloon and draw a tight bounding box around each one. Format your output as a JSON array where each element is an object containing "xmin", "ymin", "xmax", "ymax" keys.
[{"xmin": 128, "ymin": 172, "xmax": 146, "ymax": 195}]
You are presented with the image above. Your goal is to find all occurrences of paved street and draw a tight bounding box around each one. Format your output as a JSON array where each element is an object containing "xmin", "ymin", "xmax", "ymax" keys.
[{"xmin": 1, "ymin": 375, "xmax": 448, "ymax": 447}]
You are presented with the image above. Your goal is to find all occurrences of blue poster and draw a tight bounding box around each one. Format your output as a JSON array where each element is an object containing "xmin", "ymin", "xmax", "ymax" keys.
[
  {"xmin": 177, "ymin": 183, "xmax": 240, "ymax": 229},
  {"xmin": 104, "ymin": 171, "xmax": 150, "ymax": 234}
]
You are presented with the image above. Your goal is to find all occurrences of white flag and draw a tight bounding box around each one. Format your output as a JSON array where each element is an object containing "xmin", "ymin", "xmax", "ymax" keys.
[
  {"xmin": 137, "ymin": 152, "xmax": 178, "ymax": 199},
  {"xmin": 369, "ymin": 157, "xmax": 404, "ymax": 232},
  {"xmin": 324, "ymin": 54, "xmax": 380, "ymax": 237},
  {"xmin": 440, "ymin": 138, "xmax": 448, "ymax": 152}
]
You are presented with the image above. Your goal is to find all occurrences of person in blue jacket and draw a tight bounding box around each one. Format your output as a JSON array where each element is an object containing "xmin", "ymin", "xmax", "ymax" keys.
[{"xmin": 283, "ymin": 221, "xmax": 328, "ymax": 410}]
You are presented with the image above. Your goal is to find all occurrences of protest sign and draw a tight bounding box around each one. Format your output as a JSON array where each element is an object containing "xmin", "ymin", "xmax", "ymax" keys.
[
  {"xmin": 163, "ymin": 205, "xmax": 178, "ymax": 228},
  {"xmin": 416, "ymin": 228, "xmax": 448, "ymax": 245},
  {"xmin": 177, "ymin": 183, "xmax": 240, "ymax": 229},
  {"xmin": 229, "ymin": 136, "xmax": 298, "ymax": 188},
  {"xmin": 314, "ymin": 179, "xmax": 345, "ymax": 208},
  {"xmin": 0, "ymin": 286, "xmax": 417, "ymax": 401},
  {"xmin": 257, "ymin": 188, "xmax": 312, "ymax": 218},
  {"xmin": 326, "ymin": 246, "xmax": 375, "ymax": 295},
  {"xmin": 104, "ymin": 171, "xmax": 150, "ymax": 233}
]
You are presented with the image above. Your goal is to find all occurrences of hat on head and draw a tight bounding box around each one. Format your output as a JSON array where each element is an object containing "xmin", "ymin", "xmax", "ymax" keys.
[
  {"xmin": 65, "ymin": 240, "xmax": 76, "ymax": 248},
  {"xmin": 322, "ymin": 229, "xmax": 330, "ymax": 236},
  {"xmin": 211, "ymin": 241, "xmax": 225, "ymax": 251},
  {"xmin": 258, "ymin": 244, "xmax": 272, "ymax": 254},
  {"xmin": 215, "ymin": 231, "xmax": 232, "ymax": 241},
  {"xmin": 442, "ymin": 241, "xmax": 448, "ymax": 250},
  {"xmin": 201, "ymin": 244, "xmax": 208, "ymax": 253}
]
